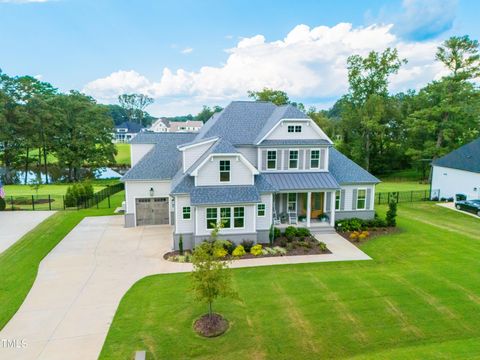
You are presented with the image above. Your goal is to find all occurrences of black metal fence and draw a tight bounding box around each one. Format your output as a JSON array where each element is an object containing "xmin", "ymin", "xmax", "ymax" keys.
[
  {"xmin": 5, "ymin": 183, "xmax": 124, "ymax": 211},
  {"xmin": 375, "ymin": 189, "xmax": 433, "ymax": 205}
]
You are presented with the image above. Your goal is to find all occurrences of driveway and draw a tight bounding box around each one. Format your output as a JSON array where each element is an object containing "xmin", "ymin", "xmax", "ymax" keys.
[
  {"xmin": 0, "ymin": 216, "xmax": 369, "ymax": 360},
  {"xmin": 0, "ymin": 211, "xmax": 55, "ymax": 254},
  {"xmin": 437, "ymin": 202, "xmax": 480, "ymax": 218}
]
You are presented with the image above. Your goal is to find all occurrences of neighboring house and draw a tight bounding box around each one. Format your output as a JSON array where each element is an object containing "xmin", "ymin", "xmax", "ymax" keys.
[
  {"xmin": 122, "ymin": 101, "xmax": 379, "ymax": 249},
  {"xmin": 113, "ymin": 121, "xmax": 145, "ymax": 143},
  {"xmin": 149, "ymin": 119, "xmax": 204, "ymax": 133},
  {"xmin": 431, "ymin": 137, "xmax": 480, "ymax": 200},
  {"xmin": 149, "ymin": 118, "xmax": 170, "ymax": 132}
]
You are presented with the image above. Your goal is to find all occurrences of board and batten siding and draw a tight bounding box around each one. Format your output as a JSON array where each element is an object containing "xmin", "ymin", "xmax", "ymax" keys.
[
  {"xmin": 124, "ymin": 180, "xmax": 172, "ymax": 214},
  {"xmin": 130, "ymin": 144, "xmax": 154, "ymax": 167},
  {"xmin": 265, "ymin": 120, "xmax": 326, "ymax": 141},
  {"xmin": 195, "ymin": 204, "xmax": 256, "ymax": 236},
  {"xmin": 259, "ymin": 147, "xmax": 328, "ymax": 171},
  {"xmin": 338, "ymin": 185, "xmax": 375, "ymax": 212},
  {"xmin": 256, "ymin": 194, "xmax": 273, "ymax": 230},
  {"xmin": 174, "ymin": 195, "xmax": 194, "ymax": 234},
  {"xmin": 183, "ymin": 141, "xmax": 215, "ymax": 171},
  {"xmin": 196, "ymin": 155, "xmax": 254, "ymax": 186}
]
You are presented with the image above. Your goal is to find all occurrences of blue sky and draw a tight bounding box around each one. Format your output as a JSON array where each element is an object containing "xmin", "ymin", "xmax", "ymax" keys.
[{"xmin": 0, "ymin": 0, "xmax": 479, "ymax": 115}]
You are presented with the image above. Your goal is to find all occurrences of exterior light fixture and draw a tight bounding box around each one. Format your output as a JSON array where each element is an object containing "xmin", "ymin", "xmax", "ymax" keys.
[{"xmin": 150, "ymin": 187, "xmax": 154, "ymax": 197}]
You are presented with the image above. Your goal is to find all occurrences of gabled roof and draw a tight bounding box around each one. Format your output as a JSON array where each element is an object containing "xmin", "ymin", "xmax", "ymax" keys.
[
  {"xmin": 329, "ymin": 148, "xmax": 380, "ymax": 184},
  {"xmin": 432, "ymin": 138, "xmax": 480, "ymax": 173},
  {"xmin": 262, "ymin": 172, "xmax": 340, "ymax": 191},
  {"xmin": 259, "ymin": 139, "xmax": 331, "ymax": 146},
  {"xmin": 122, "ymin": 133, "xmax": 196, "ymax": 181},
  {"xmin": 190, "ymin": 186, "xmax": 260, "ymax": 205},
  {"xmin": 115, "ymin": 121, "xmax": 144, "ymax": 133},
  {"xmin": 193, "ymin": 101, "xmax": 308, "ymax": 145}
]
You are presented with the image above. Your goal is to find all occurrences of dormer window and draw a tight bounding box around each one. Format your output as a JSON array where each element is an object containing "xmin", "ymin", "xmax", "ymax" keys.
[
  {"xmin": 287, "ymin": 125, "xmax": 302, "ymax": 133},
  {"xmin": 295, "ymin": 125, "xmax": 302, "ymax": 132},
  {"xmin": 287, "ymin": 125, "xmax": 295, "ymax": 133},
  {"xmin": 219, "ymin": 160, "xmax": 230, "ymax": 182}
]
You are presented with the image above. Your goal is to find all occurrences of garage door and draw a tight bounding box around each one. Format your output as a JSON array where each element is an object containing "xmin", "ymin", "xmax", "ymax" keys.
[{"xmin": 135, "ymin": 197, "xmax": 169, "ymax": 226}]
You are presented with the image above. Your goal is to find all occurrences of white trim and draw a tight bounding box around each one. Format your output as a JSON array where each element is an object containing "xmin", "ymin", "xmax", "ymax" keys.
[
  {"xmin": 356, "ymin": 188, "xmax": 367, "ymax": 210},
  {"xmin": 257, "ymin": 203, "xmax": 266, "ymax": 217},
  {"xmin": 256, "ymin": 118, "xmax": 334, "ymax": 144},
  {"xmin": 133, "ymin": 196, "xmax": 171, "ymax": 227},
  {"xmin": 182, "ymin": 206, "xmax": 192, "ymax": 220},
  {"xmin": 177, "ymin": 137, "xmax": 218, "ymax": 150},
  {"xmin": 204, "ymin": 205, "xmax": 246, "ymax": 231},
  {"xmin": 335, "ymin": 190, "xmax": 341, "ymax": 211},
  {"xmin": 266, "ymin": 149, "xmax": 277, "ymax": 170},
  {"xmin": 288, "ymin": 149, "xmax": 300, "ymax": 170},
  {"xmin": 309, "ymin": 148, "xmax": 321, "ymax": 169},
  {"xmin": 219, "ymin": 159, "xmax": 232, "ymax": 184},
  {"xmin": 190, "ymin": 153, "xmax": 259, "ymax": 176}
]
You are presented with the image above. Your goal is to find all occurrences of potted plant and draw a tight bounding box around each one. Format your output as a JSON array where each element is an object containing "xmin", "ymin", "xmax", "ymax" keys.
[{"xmin": 318, "ymin": 213, "xmax": 329, "ymax": 222}]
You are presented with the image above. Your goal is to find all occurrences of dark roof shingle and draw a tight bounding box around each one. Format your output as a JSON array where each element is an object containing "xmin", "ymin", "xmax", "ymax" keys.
[{"xmin": 432, "ymin": 138, "xmax": 480, "ymax": 173}]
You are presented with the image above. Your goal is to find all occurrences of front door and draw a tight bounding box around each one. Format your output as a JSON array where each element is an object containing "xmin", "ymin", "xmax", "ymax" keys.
[
  {"xmin": 135, "ymin": 197, "xmax": 169, "ymax": 226},
  {"xmin": 310, "ymin": 192, "xmax": 324, "ymax": 220}
]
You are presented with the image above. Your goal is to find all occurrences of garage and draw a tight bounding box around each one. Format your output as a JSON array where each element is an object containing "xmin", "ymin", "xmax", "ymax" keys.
[{"xmin": 135, "ymin": 197, "xmax": 170, "ymax": 225}]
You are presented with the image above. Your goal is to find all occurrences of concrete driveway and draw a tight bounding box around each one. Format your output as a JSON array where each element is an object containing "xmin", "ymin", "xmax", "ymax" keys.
[
  {"xmin": 0, "ymin": 211, "xmax": 55, "ymax": 254},
  {"xmin": 0, "ymin": 216, "xmax": 369, "ymax": 360},
  {"xmin": 437, "ymin": 202, "xmax": 480, "ymax": 218}
]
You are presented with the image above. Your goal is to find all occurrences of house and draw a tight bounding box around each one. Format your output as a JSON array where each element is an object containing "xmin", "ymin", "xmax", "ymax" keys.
[
  {"xmin": 149, "ymin": 118, "xmax": 204, "ymax": 133},
  {"xmin": 122, "ymin": 101, "xmax": 380, "ymax": 249},
  {"xmin": 113, "ymin": 121, "xmax": 145, "ymax": 143},
  {"xmin": 431, "ymin": 137, "xmax": 480, "ymax": 200}
]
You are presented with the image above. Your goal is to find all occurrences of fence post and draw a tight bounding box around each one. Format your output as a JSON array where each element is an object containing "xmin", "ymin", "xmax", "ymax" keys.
[
  {"xmin": 63, "ymin": 195, "xmax": 66, "ymax": 210},
  {"xmin": 32, "ymin": 195, "xmax": 35, "ymax": 211},
  {"xmin": 11, "ymin": 196, "xmax": 14, "ymax": 211},
  {"xmin": 49, "ymin": 194, "xmax": 52, "ymax": 210},
  {"xmin": 96, "ymin": 195, "xmax": 99, "ymax": 209},
  {"xmin": 108, "ymin": 194, "xmax": 111, "ymax": 208},
  {"xmin": 396, "ymin": 192, "xmax": 399, "ymax": 203}
]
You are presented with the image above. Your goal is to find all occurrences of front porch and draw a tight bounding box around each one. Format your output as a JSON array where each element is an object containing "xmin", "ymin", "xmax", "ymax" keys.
[{"xmin": 273, "ymin": 191, "xmax": 336, "ymax": 228}]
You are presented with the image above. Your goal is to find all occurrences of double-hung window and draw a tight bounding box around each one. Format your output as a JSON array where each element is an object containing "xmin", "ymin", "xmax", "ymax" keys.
[
  {"xmin": 182, "ymin": 206, "xmax": 191, "ymax": 220},
  {"xmin": 288, "ymin": 193, "xmax": 297, "ymax": 212},
  {"xmin": 335, "ymin": 191, "xmax": 341, "ymax": 210},
  {"xmin": 289, "ymin": 150, "xmax": 298, "ymax": 169},
  {"xmin": 234, "ymin": 207, "xmax": 244, "ymax": 228},
  {"xmin": 310, "ymin": 150, "xmax": 320, "ymax": 169},
  {"xmin": 220, "ymin": 207, "xmax": 231, "ymax": 228},
  {"xmin": 206, "ymin": 208, "xmax": 217, "ymax": 229},
  {"xmin": 267, "ymin": 150, "xmax": 277, "ymax": 170},
  {"xmin": 257, "ymin": 203, "xmax": 266, "ymax": 217},
  {"xmin": 357, "ymin": 189, "xmax": 366, "ymax": 210},
  {"xmin": 219, "ymin": 160, "xmax": 230, "ymax": 182}
]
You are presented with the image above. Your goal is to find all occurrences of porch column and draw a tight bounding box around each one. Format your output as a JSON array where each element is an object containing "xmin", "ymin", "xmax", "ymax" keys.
[
  {"xmin": 306, "ymin": 192, "xmax": 311, "ymax": 227},
  {"xmin": 330, "ymin": 190, "xmax": 335, "ymax": 227}
]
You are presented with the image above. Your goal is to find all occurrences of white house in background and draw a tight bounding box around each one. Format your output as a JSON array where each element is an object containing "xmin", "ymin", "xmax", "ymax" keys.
[
  {"xmin": 149, "ymin": 118, "xmax": 204, "ymax": 133},
  {"xmin": 431, "ymin": 137, "xmax": 480, "ymax": 200},
  {"xmin": 122, "ymin": 101, "xmax": 380, "ymax": 250},
  {"xmin": 113, "ymin": 121, "xmax": 145, "ymax": 143}
]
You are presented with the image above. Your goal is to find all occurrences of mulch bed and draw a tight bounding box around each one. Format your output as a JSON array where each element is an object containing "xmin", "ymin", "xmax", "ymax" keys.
[
  {"xmin": 338, "ymin": 227, "xmax": 400, "ymax": 245},
  {"xmin": 194, "ymin": 313, "xmax": 229, "ymax": 337}
]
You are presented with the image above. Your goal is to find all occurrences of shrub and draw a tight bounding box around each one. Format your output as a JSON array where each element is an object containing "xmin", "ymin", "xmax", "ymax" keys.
[
  {"xmin": 284, "ymin": 226, "xmax": 297, "ymax": 240},
  {"xmin": 358, "ymin": 233, "xmax": 367, "ymax": 241},
  {"xmin": 361, "ymin": 230, "xmax": 370, "ymax": 237},
  {"xmin": 263, "ymin": 247, "xmax": 276, "ymax": 255},
  {"xmin": 64, "ymin": 182, "xmax": 96, "ymax": 208},
  {"xmin": 273, "ymin": 227, "xmax": 281, "ymax": 239},
  {"xmin": 296, "ymin": 241, "xmax": 312, "ymax": 249},
  {"xmin": 273, "ymin": 246, "xmax": 287, "ymax": 256},
  {"xmin": 296, "ymin": 227, "xmax": 311, "ymax": 238},
  {"xmin": 317, "ymin": 241, "xmax": 327, "ymax": 251},
  {"xmin": 220, "ymin": 240, "xmax": 235, "ymax": 255},
  {"xmin": 269, "ymin": 224, "xmax": 274, "ymax": 245},
  {"xmin": 277, "ymin": 237, "xmax": 287, "ymax": 247},
  {"xmin": 179, "ymin": 235, "xmax": 184, "ymax": 255},
  {"xmin": 214, "ymin": 247, "xmax": 228, "ymax": 258},
  {"xmin": 349, "ymin": 231, "xmax": 359, "ymax": 241},
  {"xmin": 386, "ymin": 201, "xmax": 397, "ymax": 227},
  {"xmin": 240, "ymin": 240, "xmax": 254, "ymax": 253},
  {"xmin": 0, "ymin": 197, "xmax": 6, "ymax": 211},
  {"xmin": 250, "ymin": 244, "xmax": 263, "ymax": 256},
  {"xmin": 232, "ymin": 245, "xmax": 246, "ymax": 257}
]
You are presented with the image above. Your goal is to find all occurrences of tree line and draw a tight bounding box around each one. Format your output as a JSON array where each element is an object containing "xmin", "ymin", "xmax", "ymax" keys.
[
  {"xmin": 0, "ymin": 73, "xmax": 116, "ymax": 184},
  {"xmin": 248, "ymin": 35, "xmax": 480, "ymax": 177}
]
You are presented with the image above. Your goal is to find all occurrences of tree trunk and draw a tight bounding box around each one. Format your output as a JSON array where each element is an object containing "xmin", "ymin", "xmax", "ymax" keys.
[
  {"xmin": 365, "ymin": 131, "xmax": 371, "ymax": 172},
  {"xmin": 41, "ymin": 131, "xmax": 49, "ymax": 184},
  {"xmin": 24, "ymin": 147, "xmax": 29, "ymax": 185}
]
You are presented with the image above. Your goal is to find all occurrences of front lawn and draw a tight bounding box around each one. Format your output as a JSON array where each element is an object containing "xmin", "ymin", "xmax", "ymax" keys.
[
  {"xmin": 0, "ymin": 191, "xmax": 125, "ymax": 330},
  {"xmin": 376, "ymin": 181, "xmax": 429, "ymax": 192},
  {"xmin": 100, "ymin": 202, "xmax": 480, "ymax": 359},
  {"xmin": 115, "ymin": 143, "xmax": 131, "ymax": 165},
  {"xmin": 4, "ymin": 184, "xmax": 106, "ymax": 196}
]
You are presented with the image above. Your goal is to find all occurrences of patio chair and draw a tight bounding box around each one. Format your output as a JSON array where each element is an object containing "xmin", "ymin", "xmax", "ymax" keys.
[
  {"xmin": 272, "ymin": 208, "xmax": 281, "ymax": 225},
  {"xmin": 288, "ymin": 211, "xmax": 298, "ymax": 225}
]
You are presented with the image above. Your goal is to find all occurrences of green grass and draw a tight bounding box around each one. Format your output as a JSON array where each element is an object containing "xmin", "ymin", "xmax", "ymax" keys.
[
  {"xmin": 115, "ymin": 143, "xmax": 131, "ymax": 165},
  {"xmin": 0, "ymin": 191, "xmax": 125, "ymax": 330},
  {"xmin": 100, "ymin": 202, "xmax": 480, "ymax": 360},
  {"xmin": 4, "ymin": 184, "xmax": 106, "ymax": 196},
  {"xmin": 376, "ymin": 181, "xmax": 429, "ymax": 192}
]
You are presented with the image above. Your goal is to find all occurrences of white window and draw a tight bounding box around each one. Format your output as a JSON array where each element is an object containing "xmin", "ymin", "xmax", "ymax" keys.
[
  {"xmin": 234, "ymin": 207, "xmax": 244, "ymax": 228},
  {"xmin": 335, "ymin": 191, "xmax": 341, "ymax": 210},
  {"xmin": 288, "ymin": 193, "xmax": 297, "ymax": 212},
  {"xmin": 206, "ymin": 208, "xmax": 217, "ymax": 229},
  {"xmin": 357, "ymin": 189, "xmax": 367, "ymax": 210},
  {"xmin": 310, "ymin": 150, "xmax": 320, "ymax": 169},
  {"xmin": 289, "ymin": 150, "xmax": 298, "ymax": 169},
  {"xmin": 182, "ymin": 206, "xmax": 191, "ymax": 220},
  {"xmin": 219, "ymin": 160, "xmax": 230, "ymax": 182},
  {"xmin": 287, "ymin": 125, "xmax": 295, "ymax": 133},
  {"xmin": 267, "ymin": 150, "xmax": 277, "ymax": 170},
  {"xmin": 295, "ymin": 125, "xmax": 302, "ymax": 132},
  {"xmin": 257, "ymin": 203, "xmax": 266, "ymax": 217},
  {"xmin": 220, "ymin": 207, "xmax": 231, "ymax": 228}
]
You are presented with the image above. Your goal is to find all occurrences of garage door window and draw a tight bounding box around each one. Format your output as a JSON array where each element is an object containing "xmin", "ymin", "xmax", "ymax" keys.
[
  {"xmin": 206, "ymin": 208, "xmax": 217, "ymax": 229},
  {"xmin": 182, "ymin": 206, "xmax": 191, "ymax": 220}
]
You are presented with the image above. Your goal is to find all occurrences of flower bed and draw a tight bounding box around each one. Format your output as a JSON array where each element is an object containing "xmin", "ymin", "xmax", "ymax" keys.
[{"xmin": 164, "ymin": 226, "xmax": 330, "ymax": 262}]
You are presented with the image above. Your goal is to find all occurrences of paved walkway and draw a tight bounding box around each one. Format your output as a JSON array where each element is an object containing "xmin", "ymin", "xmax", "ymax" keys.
[
  {"xmin": 0, "ymin": 216, "xmax": 370, "ymax": 360},
  {"xmin": 0, "ymin": 211, "xmax": 55, "ymax": 254},
  {"xmin": 437, "ymin": 202, "xmax": 480, "ymax": 218}
]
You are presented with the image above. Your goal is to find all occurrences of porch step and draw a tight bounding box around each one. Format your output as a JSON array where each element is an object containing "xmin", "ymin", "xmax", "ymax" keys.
[{"xmin": 311, "ymin": 226, "xmax": 336, "ymax": 235}]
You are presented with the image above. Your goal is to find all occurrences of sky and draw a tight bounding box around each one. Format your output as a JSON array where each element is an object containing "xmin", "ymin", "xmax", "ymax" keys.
[{"xmin": 0, "ymin": 0, "xmax": 479, "ymax": 116}]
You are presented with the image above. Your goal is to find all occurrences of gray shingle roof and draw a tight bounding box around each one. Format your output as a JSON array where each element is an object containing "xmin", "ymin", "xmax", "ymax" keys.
[
  {"xmin": 130, "ymin": 132, "xmax": 196, "ymax": 144},
  {"xmin": 122, "ymin": 133, "xmax": 196, "ymax": 181},
  {"xmin": 190, "ymin": 186, "xmax": 261, "ymax": 205},
  {"xmin": 115, "ymin": 121, "xmax": 144, "ymax": 133},
  {"xmin": 194, "ymin": 101, "xmax": 308, "ymax": 145},
  {"xmin": 261, "ymin": 172, "xmax": 340, "ymax": 191},
  {"xmin": 432, "ymin": 138, "xmax": 480, "ymax": 173},
  {"xmin": 259, "ymin": 139, "xmax": 331, "ymax": 146},
  {"xmin": 329, "ymin": 148, "xmax": 380, "ymax": 184},
  {"xmin": 185, "ymin": 139, "xmax": 239, "ymax": 175}
]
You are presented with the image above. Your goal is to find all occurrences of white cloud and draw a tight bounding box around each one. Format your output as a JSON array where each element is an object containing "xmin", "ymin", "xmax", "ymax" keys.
[
  {"xmin": 83, "ymin": 22, "xmax": 448, "ymax": 116},
  {"xmin": 181, "ymin": 47, "xmax": 193, "ymax": 54}
]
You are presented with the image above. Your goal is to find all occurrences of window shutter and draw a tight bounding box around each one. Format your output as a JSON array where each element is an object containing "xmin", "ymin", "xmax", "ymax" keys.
[
  {"xmin": 298, "ymin": 150, "xmax": 304, "ymax": 170},
  {"xmin": 320, "ymin": 149, "xmax": 326, "ymax": 169},
  {"xmin": 352, "ymin": 189, "xmax": 357, "ymax": 210},
  {"xmin": 283, "ymin": 150, "xmax": 288, "ymax": 170},
  {"xmin": 340, "ymin": 189, "xmax": 345, "ymax": 210},
  {"xmin": 277, "ymin": 150, "xmax": 282, "ymax": 170},
  {"xmin": 326, "ymin": 192, "xmax": 331, "ymax": 211},
  {"xmin": 305, "ymin": 150, "xmax": 310, "ymax": 170},
  {"xmin": 262, "ymin": 150, "xmax": 267, "ymax": 171},
  {"xmin": 366, "ymin": 188, "xmax": 372, "ymax": 210}
]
